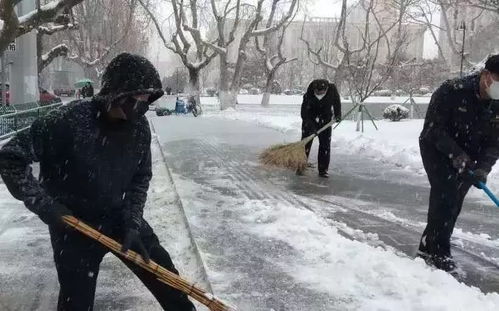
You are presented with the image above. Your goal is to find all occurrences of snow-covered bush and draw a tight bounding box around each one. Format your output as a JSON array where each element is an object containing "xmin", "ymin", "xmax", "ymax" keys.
[{"xmin": 383, "ymin": 104, "xmax": 409, "ymax": 121}]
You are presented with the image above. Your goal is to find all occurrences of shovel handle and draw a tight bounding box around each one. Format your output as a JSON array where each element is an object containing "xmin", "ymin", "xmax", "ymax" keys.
[{"xmin": 478, "ymin": 182, "xmax": 499, "ymax": 208}]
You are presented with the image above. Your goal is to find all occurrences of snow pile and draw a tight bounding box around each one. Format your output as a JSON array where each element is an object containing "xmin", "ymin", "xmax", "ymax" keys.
[
  {"xmin": 205, "ymin": 105, "xmax": 499, "ymax": 195},
  {"xmin": 199, "ymin": 95, "xmax": 431, "ymax": 106},
  {"xmin": 204, "ymin": 105, "xmax": 425, "ymax": 173},
  {"xmin": 239, "ymin": 199, "xmax": 499, "ymax": 310}
]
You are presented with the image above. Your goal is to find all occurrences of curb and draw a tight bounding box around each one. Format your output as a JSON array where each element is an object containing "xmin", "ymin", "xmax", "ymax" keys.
[{"xmin": 150, "ymin": 121, "xmax": 215, "ymax": 294}]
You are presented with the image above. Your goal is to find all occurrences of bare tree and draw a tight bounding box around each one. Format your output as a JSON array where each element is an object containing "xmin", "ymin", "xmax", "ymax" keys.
[
  {"xmin": 36, "ymin": 0, "xmax": 80, "ymax": 74},
  {"xmin": 51, "ymin": 0, "xmax": 142, "ymax": 79},
  {"xmin": 185, "ymin": 0, "xmax": 298, "ymax": 109},
  {"xmin": 138, "ymin": 0, "xmax": 217, "ymax": 102},
  {"xmin": 0, "ymin": 0, "xmax": 84, "ymax": 53},
  {"xmin": 410, "ymin": 0, "xmax": 496, "ymax": 72},
  {"xmin": 301, "ymin": 0, "xmax": 417, "ymax": 102},
  {"xmin": 254, "ymin": 3, "xmax": 297, "ymax": 107},
  {"xmin": 462, "ymin": 0, "xmax": 499, "ymax": 13}
]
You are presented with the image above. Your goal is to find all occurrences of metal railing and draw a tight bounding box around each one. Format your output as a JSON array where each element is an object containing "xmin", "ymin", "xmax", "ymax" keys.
[{"xmin": 0, "ymin": 102, "xmax": 62, "ymax": 140}]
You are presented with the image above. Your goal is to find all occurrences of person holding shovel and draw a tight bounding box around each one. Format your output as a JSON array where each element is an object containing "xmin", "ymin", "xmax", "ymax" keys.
[
  {"xmin": 297, "ymin": 79, "xmax": 342, "ymax": 178},
  {"xmin": 0, "ymin": 53, "xmax": 196, "ymax": 311},
  {"xmin": 418, "ymin": 54, "xmax": 499, "ymax": 274}
]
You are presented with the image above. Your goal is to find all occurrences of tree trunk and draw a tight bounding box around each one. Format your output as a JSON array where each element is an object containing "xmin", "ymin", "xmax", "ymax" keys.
[
  {"xmin": 219, "ymin": 89, "xmax": 237, "ymax": 110},
  {"xmin": 187, "ymin": 67, "xmax": 201, "ymax": 104},
  {"xmin": 83, "ymin": 66, "xmax": 98, "ymax": 81},
  {"xmin": 218, "ymin": 55, "xmax": 237, "ymax": 110},
  {"xmin": 37, "ymin": 32, "xmax": 43, "ymax": 76},
  {"xmin": 261, "ymin": 74, "xmax": 274, "ymax": 107}
]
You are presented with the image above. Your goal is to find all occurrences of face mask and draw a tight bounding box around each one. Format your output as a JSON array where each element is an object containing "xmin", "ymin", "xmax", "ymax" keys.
[
  {"xmin": 121, "ymin": 97, "xmax": 150, "ymax": 121},
  {"xmin": 486, "ymin": 76, "xmax": 499, "ymax": 100},
  {"xmin": 315, "ymin": 93, "xmax": 325, "ymax": 100}
]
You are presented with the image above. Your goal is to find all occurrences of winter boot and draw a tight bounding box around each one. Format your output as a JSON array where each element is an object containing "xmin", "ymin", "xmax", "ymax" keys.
[
  {"xmin": 319, "ymin": 171, "xmax": 329, "ymax": 178},
  {"xmin": 296, "ymin": 168, "xmax": 305, "ymax": 176},
  {"xmin": 417, "ymin": 251, "xmax": 458, "ymax": 274}
]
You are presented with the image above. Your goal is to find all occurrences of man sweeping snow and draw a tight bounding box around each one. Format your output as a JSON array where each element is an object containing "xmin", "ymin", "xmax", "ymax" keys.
[
  {"xmin": 0, "ymin": 53, "xmax": 195, "ymax": 311},
  {"xmin": 418, "ymin": 54, "xmax": 499, "ymax": 274},
  {"xmin": 297, "ymin": 79, "xmax": 342, "ymax": 178}
]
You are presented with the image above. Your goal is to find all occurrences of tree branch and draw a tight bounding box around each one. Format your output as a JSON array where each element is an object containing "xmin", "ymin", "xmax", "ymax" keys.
[{"xmin": 39, "ymin": 43, "xmax": 69, "ymax": 71}]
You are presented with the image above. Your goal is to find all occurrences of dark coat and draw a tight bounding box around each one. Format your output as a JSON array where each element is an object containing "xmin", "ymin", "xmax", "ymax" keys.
[
  {"xmin": 0, "ymin": 53, "xmax": 164, "ymax": 229},
  {"xmin": 301, "ymin": 81, "xmax": 341, "ymax": 131},
  {"xmin": 0, "ymin": 100, "xmax": 151, "ymax": 225},
  {"xmin": 420, "ymin": 73, "xmax": 499, "ymax": 173}
]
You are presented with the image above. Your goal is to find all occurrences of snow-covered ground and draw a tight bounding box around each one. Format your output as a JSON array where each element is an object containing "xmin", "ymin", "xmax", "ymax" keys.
[
  {"xmin": 0, "ymin": 139, "xmax": 209, "ymax": 310},
  {"xmin": 152, "ymin": 115, "xmax": 499, "ymax": 310},
  {"xmin": 202, "ymin": 103, "xmax": 499, "ymax": 202}
]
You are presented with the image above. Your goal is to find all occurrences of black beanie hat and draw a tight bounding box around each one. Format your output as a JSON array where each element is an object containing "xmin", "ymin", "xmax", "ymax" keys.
[
  {"xmin": 485, "ymin": 54, "xmax": 499, "ymax": 75},
  {"xmin": 314, "ymin": 79, "xmax": 329, "ymax": 91},
  {"xmin": 98, "ymin": 53, "xmax": 164, "ymax": 104},
  {"xmin": 307, "ymin": 79, "xmax": 329, "ymax": 95}
]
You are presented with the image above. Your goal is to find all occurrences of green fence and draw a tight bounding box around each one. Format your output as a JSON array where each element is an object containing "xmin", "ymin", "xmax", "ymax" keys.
[{"xmin": 0, "ymin": 102, "xmax": 62, "ymax": 140}]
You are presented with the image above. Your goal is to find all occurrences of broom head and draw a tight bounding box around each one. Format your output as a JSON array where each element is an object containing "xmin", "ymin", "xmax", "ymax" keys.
[{"xmin": 259, "ymin": 135, "xmax": 314, "ymax": 170}]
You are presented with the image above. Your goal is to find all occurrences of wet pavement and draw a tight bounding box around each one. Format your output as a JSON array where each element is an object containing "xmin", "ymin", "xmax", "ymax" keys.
[{"xmin": 152, "ymin": 114, "xmax": 499, "ymax": 310}]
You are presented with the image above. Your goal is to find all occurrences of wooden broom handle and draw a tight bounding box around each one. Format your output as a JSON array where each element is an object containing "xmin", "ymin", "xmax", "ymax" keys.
[
  {"xmin": 62, "ymin": 215, "xmax": 235, "ymax": 311},
  {"xmin": 316, "ymin": 119, "xmax": 337, "ymax": 135}
]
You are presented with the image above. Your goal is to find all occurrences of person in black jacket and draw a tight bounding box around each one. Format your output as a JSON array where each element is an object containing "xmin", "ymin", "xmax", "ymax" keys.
[
  {"xmin": 298, "ymin": 79, "xmax": 342, "ymax": 178},
  {"xmin": 0, "ymin": 53, "xmax": 196, "ymax": 311},
  {"xmin": 418, "ymin": 54, "xmax": 499, "ymax": 273}
]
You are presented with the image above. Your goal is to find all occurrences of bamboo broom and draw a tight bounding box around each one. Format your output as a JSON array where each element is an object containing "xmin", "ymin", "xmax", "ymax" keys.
[
  {"xmin": 62, "ymin": 215, "xmax": 236, "ymax": 311},
  {"xmin": 259, "ymin": 119, "xmax": 337, "ymax": 170}
]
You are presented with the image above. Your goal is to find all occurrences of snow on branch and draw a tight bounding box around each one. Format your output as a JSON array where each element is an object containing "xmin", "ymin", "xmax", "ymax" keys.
[
  {"xmin": 39, "ymin": 43, "xmax": 69, "ymax": 71},
  {"xmin": 0, "ymin": 0, "xmax": 83, "ymax": 54},
  {"xmin": 250, "ymin": 0, "xmax": 298, "ymax": 37},
  {"xmin": 38, "ymin": 22, "xmax": 77, "ymax": 35},
  {"xmin": 18, "ymin": 0, "xmax": 84, "ymax": 36},
  {"xmin": 183, "ymin": 24, "xmax": 228, "ymax": 55}
]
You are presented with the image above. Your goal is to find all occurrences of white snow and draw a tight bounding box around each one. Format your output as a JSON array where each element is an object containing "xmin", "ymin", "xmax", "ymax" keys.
[
  {"xmin": 240, "ymin": 199, "xmax": 499, "ymax": 310},
  {"xmin": 202, "ymin": 100, "xmax": 499, "ymax": 200},
  {"xmin": 200, "ymin": 94, "xmax": 430, "ymax": 106},
  {"xmin": 0, "ymin": 139, "xmax": 209, "ymax": 310},
  {"xmin": 18, "ymin": 1, "xmax": 62, "ymax": 25}
]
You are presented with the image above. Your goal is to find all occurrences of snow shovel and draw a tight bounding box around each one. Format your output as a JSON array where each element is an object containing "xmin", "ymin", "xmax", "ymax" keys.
[
  {"xmin": 477, "ymin": 182, "xmax": 499, "ymax": 207},
  {"xmin": 260, "ymin": 119, "xmax": 338, "ymax": 170},
  {"xmin": 62, "ymin": 215, "xmax": 236, "ymax": 311},
  {"xmin": 469, "ymin": 170, "xmax": 499, "ymax": 208}
]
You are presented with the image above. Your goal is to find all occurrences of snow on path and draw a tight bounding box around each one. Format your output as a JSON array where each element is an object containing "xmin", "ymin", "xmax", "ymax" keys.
[
  {"xmin": 153, "ymin": 116, "xmax": 499, "ymax": 310},
  {"xmin": 203, "ymin": 106, "xmax": 499, "ymax": 201},
  {"xmin": 0, "ymin": 139, "xmax": 207, "ymax": 310}
]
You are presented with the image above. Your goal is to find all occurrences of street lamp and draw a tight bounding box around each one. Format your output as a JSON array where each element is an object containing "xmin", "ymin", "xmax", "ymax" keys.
[{"xmin": 458, "ymin": 21, "xmax": 466, "ymax": 77}]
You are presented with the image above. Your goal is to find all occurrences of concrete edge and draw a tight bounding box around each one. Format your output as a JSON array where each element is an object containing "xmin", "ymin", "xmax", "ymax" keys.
[{"xmin": 150, "ymin": 120, "xmax": 215, "ymax": 294}]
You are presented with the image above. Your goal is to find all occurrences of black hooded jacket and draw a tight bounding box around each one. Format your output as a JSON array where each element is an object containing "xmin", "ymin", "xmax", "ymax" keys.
[
  {"xmin": 0, "ymin": 53, "xmax": 164, "ymax": 229},
  {"xmin": 301, "ymin": 81, "xmax": 342, "ymax": 130},
  {"xmin": 420, "ymin": 73, "xmax": 499, "ymax": 173}
]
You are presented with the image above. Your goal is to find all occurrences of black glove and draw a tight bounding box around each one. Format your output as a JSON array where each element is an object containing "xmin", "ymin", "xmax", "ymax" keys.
[
  {"xmin": 39, "ymin": 202, "xmax": 73, "ymax": 230},
  {"xmin": 451, "ymin": 153, "xmax": 472, "ymax": 173},
  {"xmin": 121, "ymin": 228, "xmax": 150, "ymax": 263},
  {"xmin": 335, "ymin": 116, "xmax": 341, "ymax": 123},
  {"xmin": 464, "ymin": 169, "xmax": 488, "ymax": 189}
]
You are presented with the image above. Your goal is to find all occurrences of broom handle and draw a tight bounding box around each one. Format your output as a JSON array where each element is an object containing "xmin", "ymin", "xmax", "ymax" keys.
[
  {"xmin": 62, "ymin": 215, "xmax": 233, "ymax": 311},
  {"xmin": 315, "ymin": 119, "xmax": 337, "ymax": 136}
]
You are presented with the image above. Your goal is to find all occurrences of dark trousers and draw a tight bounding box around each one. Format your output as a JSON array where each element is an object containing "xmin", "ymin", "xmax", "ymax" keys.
[
  {"xmin": 302, "ymin": 125, "xmax": 332, "ymax": 173},
  {"xmin": 419, "ymin": 145, "xmax": 472, "ymax": 258},
  {"xmin": 49, "ymin": 220, "xmax": 195, "ymax": 311}
]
